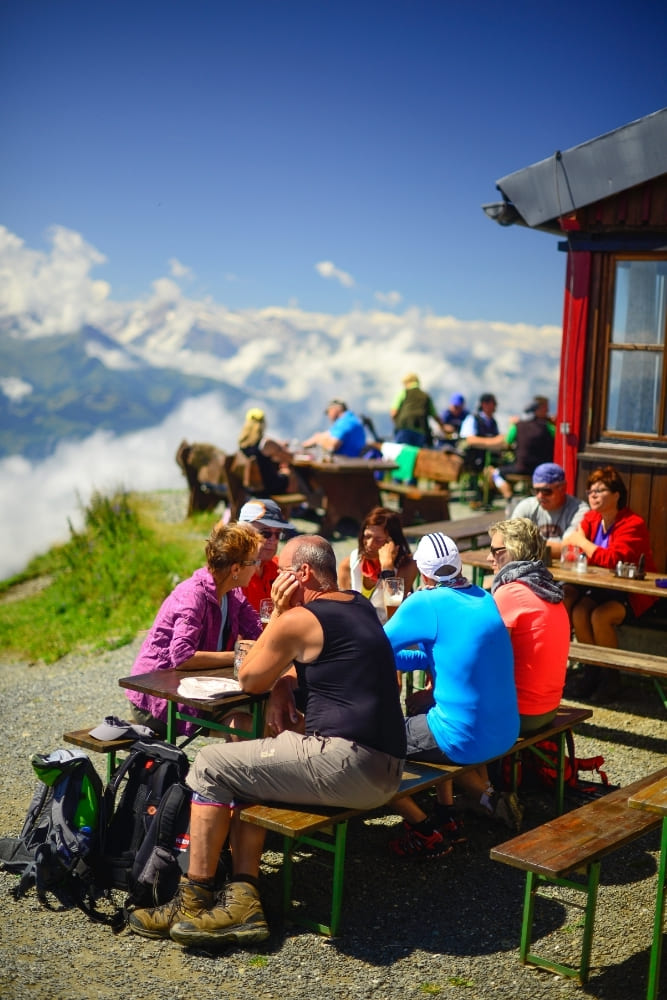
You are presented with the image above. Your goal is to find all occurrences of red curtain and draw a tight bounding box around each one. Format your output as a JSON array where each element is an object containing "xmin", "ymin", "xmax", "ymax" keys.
[{"xmin": 554, "ymin": 251, "xmax": 591, "ymax": 491}]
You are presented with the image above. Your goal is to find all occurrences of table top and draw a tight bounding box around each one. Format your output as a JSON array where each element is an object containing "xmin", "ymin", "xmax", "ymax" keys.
[
  {"xmin": 629, "ymin": 774, "xmax": 667, "ymax": 817},
  {"xmin": 292, "ymin": 455, "xmax": 398, "ymax": 473},
  {"xmin": 459, "ymin": 547, "xmax": 666, "ymax": 598},
  {"xmin": 119, "ymin": 666, "xmax": 262, "ymax": 709},
  {"xmin": 405, "ymin": 511, "xmax": 500, "ymax": 542},
  {"xmin": 552, "ymin": 563, "xmax": 665, "ymax": 598}
]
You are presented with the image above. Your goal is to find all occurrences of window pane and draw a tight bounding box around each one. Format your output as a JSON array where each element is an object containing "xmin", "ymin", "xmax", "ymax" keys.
[
  {"xmin": 612, "ymin": 260, "xmax": 667, "ymax": 345},
  {"xmin": 606, "ymin": 350, "xmax": 662, "ymax": 433}
]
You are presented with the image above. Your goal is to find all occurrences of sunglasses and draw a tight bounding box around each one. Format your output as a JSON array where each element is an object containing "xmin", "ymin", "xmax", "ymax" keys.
[
  {"xmin": 586, "ymin": 488, "xmax": 610, "ymax": 496},
  {"xmin": 257, "ymin": 528, "xmax": 284, "ymax": 541},
  {"xmin": 489, "ymin": 545, "xmax": 506, "ymax": 558},
  {"xmin": 532, "ymin": 485, "xmax": 561, "ymax": 496}
]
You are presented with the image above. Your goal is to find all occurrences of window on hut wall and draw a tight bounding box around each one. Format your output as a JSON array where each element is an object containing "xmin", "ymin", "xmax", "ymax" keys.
[{"xmin": 603, "ymin": 257, "xmax": 667, "ymax": 442}]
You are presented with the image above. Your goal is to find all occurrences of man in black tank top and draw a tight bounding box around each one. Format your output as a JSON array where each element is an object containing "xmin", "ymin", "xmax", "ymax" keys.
[{"xmin": 128, "ymin": 535, "xmax": 406, "ymax": 949}]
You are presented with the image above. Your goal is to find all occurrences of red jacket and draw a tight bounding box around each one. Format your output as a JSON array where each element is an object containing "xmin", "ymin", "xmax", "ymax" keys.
[{"xmin": 581, "ymin": 507, "xmax": 657, "ymax": 618}]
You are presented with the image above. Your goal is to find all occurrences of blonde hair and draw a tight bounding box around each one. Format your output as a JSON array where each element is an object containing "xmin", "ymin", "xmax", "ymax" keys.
[
  {"xmin": 489, "ymin": 517, "xmax": 546, "ymax": 562},
  {"xmin": 205, "ymin": 522, "xmax": 261, "ymax": 573}
]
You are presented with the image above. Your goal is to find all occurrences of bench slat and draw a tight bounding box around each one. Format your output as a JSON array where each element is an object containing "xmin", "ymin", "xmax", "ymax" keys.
[{"xmin": 569, "ymin": 642, "xmax": 667, "ymax": 678}]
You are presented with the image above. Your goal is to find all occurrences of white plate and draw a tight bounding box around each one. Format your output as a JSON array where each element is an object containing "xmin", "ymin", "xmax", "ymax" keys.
[{"xmin": 177, "ymin": 676, "xmax": 242, "ymax": 699}]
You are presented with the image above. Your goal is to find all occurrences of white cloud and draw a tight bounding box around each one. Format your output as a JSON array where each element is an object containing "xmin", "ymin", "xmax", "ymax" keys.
[
  {"xmin": 0, "ymin": 224, "xmax": 114, "ymax": 337},
  {"xmin": 0, "ymin": 223, "xmax": 564, "ymax": 579},
  {"xmin": 315, "ymin": 260, "xmax": 355, "ymax": 288},
  {"xmin": 374, "ymin": 290, "xmax": 403, "ymax": 307},
  {"xmin": 168, "ymin": 257, "xmax": 192, "ymax": 279},
  {"xmin": 0, "ymin": 394, "xmax": 239, "ymax": 580},
  {"xmin": 0, "ymin": 376, "xmax": 32, "ymax": 401}
]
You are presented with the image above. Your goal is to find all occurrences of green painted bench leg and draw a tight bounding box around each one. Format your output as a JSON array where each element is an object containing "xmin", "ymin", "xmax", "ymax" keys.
[
  {"xmin": 519, "ymin": 863, "xmax": 600, "ymax": 984},
  {"xmin": 646, "ymin": 817, "xmax": 667, "ymax": 1000},
  {"xmin": 281, "ymin": 821, "xmax": 349, "ymax": 936}
]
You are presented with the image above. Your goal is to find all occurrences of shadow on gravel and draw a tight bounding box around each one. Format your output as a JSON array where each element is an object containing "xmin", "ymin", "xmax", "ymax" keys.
[{"xmin": 577, "ymin": 720, "xmax": 667, "ymax": 757}]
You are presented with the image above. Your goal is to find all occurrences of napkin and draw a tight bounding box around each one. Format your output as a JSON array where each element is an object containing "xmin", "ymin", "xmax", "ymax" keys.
[{"xmin": 177, "ymin": 676, "xmax": 242, "ymax": 699}]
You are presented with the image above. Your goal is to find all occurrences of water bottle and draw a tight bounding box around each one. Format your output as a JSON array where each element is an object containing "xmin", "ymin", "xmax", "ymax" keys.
[{"xmin": 576, "ymin": 551, "xmax": 588, "ymax": 573}]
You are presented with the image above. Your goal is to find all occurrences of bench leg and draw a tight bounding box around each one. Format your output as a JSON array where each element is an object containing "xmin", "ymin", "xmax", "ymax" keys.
[
  {"xmin": 281, "ymin": 821, "xmax": 348, "ymax": 936},
  {"xmin": 646, "ymin": 817, "xmax": 667, "ymax": 1000},
  {"xmin": 520, "ymin": 863, "xmax": 601, "ymax": 984}
]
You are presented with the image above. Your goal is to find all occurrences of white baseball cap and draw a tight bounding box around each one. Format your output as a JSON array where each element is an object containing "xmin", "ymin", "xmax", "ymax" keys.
[{"xmin": 414, "ymin": 532, "xmax": 462, "ymax": 582}]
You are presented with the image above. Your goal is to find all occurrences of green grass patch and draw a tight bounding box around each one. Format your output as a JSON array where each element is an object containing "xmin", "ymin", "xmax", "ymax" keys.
[{"xmin": 0, "ymin": 490, "xmax": 208, "ymax": 662}]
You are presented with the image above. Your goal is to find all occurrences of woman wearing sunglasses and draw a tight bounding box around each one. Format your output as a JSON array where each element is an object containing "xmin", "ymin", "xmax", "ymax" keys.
[
  {"xmin": 565, "ymin": 465, "xmax": 657, "ymax": 701},
  {"xmin": 238, "ymin": 498, "xmax": 295, "ymax": 613},
  {"xmin": 486, "ymin": 518, "xmax": 570, "ymax": 735}
]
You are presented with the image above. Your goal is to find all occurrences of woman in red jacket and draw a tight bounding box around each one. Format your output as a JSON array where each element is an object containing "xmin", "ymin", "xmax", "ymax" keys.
[{"xmin": 566, "ymin": 465, "xmax": 657, "ymax": 701}]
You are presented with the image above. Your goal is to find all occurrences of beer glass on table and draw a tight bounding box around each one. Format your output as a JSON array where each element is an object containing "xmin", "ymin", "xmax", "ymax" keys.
[
  {"xmin": 383, "ymin": 577, "xmax": 405, "ymax": 620},
  {"xmin": 259, "ymin": 599, "xmax": 274, "ymax": 627}
]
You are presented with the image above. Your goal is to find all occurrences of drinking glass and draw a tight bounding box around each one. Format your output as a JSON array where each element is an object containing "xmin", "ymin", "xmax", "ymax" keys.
[
  {"xmin": 259, "ymin": 599, "xmax": 274, "ymax": 626},
  {"xmin": 233, "ymin": 639, "xmax": 255, "ymax": 679},
  {"xmin": 383, "ymin": 577, "xmax": 405, "ymax": 621},
  {"xmin": 560, "ymin": 543, "xmax": 581, "ymax": 566}
]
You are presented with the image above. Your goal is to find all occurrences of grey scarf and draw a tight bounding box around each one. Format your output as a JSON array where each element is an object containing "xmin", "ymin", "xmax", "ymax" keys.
[{"xmin": 491, "ymin": 559, "xmax": 564, "ymax": 604}]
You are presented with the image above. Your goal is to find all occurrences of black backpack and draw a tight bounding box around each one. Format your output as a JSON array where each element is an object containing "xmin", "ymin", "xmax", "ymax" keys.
[
  {"xmin": 96, "ymin": 740, "xmax": 190, "ymax": 907},
  {"xmin": 0, "ymin": 749, "xmax": 104, "ymax": 917}
]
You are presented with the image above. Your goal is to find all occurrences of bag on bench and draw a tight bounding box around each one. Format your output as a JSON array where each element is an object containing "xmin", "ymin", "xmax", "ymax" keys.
[
  {"xmin": 95, "ymin": 740, "xmax": 190, "ymax": 909},
  {"xmin": 0, "ymin": 749, "xmax": 104, "ymax": 918},
  {"xmin": 501, "ymin": 730, "xmax": 611, "ymax": 801}
]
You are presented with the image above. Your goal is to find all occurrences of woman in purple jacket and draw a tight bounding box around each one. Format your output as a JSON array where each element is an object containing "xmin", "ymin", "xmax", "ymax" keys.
[{"xmin": 126, "ymin": 521, "xmax": 263, "ymax": 737}]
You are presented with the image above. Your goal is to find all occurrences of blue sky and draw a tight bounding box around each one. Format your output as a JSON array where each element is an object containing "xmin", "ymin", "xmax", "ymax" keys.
[{"xmin": 2, "ymin": 0, "xmax": 666, "ymax": 328}]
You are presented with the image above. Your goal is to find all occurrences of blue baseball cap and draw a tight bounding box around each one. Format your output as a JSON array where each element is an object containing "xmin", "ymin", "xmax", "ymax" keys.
[{"xmin": 532, "ymin": 463, "xmax": 566, "ymax": 486}]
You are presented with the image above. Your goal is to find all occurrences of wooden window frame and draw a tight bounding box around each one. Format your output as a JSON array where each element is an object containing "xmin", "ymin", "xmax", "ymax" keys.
[{"xmin": 587, "ymin": 253, "xmax": 667, "ymax": 451}]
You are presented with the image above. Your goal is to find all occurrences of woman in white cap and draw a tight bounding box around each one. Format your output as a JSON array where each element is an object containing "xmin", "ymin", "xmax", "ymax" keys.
[{"xmin": 384, "ymin": 533, "xmax": 520, "ymax": 859}]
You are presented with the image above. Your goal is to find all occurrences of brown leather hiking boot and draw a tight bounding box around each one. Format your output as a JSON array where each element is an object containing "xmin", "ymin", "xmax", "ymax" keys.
[
  {"xmin": 169, "ymin": 880, "xmax": 269, "ymax": 948},
  {"xmin": 127, "ymin": 877, "xmax": 215, "ymax": 939}
]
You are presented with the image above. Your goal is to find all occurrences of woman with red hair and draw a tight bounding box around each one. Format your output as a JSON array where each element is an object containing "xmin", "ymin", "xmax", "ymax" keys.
[{"xmin": 566, "ymin": 465, "xmax": 657, "ymax": 701}]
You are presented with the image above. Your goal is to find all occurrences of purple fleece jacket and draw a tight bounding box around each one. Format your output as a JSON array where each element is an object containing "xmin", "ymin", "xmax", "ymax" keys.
[{"xmin": 125, "ymin": 567, "xmax": 261, "ymax": 735}]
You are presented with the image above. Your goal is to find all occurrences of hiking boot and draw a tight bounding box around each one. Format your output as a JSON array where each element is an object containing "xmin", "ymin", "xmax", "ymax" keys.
[
  {"xmin": 169, "ymin": 880, "xmax": 269, "ymax": 948},
  {"xmin": 488, "ymin": 791, "xmax": 524, "ymax": 832},
  {"xmin": 127, "ymin": 877, "xmax": 215, "ymax": 939},
  {"xmin": 388, "ymin": 822, "xmax": 453, "ymax": 860}
]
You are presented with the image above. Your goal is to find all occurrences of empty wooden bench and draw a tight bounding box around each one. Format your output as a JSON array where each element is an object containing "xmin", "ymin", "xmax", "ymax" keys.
[
  {"xmin": 569, "ymin": 641, "xmax": 667, "ymax": 710},
  {"xmin": 380, "ymin": 448, "xmax": 464, "ymax": 525},
  {"xmin": 239, "ymin": 704, "xmax": 591, "ymax": 936},
  {"xmin": 490, "ymin": 765, "xmax": 667, "ymax": 984}
]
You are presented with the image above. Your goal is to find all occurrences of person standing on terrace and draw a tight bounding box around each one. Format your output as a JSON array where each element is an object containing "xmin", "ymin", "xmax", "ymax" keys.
[{"xmin": 390, "ymin": 373, "xmax": 447, "ymax": 447}]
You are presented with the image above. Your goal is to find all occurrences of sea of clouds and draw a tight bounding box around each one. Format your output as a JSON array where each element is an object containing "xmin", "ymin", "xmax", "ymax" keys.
[{"xmin": 0, "ymin": 225, "xmax": 563, "ymax": 579}]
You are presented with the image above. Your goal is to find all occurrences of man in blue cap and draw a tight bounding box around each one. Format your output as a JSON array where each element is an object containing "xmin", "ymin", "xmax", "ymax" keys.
[
  {"xmin": 511, "ymin": 462, "xmax": 589, "ymax": 560},
  {"xmin": 440, "ymin": 392, "xmax": 469, "ymax": 438}
]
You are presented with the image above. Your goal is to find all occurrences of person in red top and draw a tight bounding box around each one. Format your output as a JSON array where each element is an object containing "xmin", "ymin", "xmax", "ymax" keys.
[
  {"xmin": 238, "ymin": 499, "xmax": 296, "ymax": 613},
  {"xmin": 486, "ymin": 517, "xmax": 569, "ymax": 734},
  {"xmin": 566, "ymin": 465, "xmax": 657, "ymax": 702}
]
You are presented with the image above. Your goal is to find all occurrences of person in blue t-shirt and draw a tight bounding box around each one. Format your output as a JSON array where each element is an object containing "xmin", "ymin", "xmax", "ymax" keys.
[
  {"xmin": 384, "ymin": 532, "xmax": 521, "ymax": 859},
  {"xmin": 302, "ymin": 399, "xmax": 366, "ymax": 457}
]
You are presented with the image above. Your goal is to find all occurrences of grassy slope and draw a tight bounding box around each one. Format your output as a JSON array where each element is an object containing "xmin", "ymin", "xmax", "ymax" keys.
[{"xmin": 0, "ymin": 492, "xmax": 213, "ymax": 663}]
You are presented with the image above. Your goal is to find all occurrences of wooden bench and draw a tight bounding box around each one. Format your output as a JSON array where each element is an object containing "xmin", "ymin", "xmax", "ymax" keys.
[
  {"xmin": 223, "ymin": 452, "xmax": 309, "ymax": 521},
  {"xmin": 380, "ymin": 448, "xmax": 464, "ymax": 525},
  {"xmin": 490, "ymin": 765, "xmax": 667, "ymax": 984},
  {"xmin": 64, "ymin": 729, "xmax": 137, "ymax": 781},
  {"xmin": 569, "ymin": 641, "xmax": 667, "ymax": 710},
  {"xmin": 239, "ymin": 704, "xmax": 591, "ymax": 936}
]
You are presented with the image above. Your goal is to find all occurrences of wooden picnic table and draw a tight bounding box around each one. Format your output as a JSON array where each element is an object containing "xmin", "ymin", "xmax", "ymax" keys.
[
  {"xmin": 629, "ymin": 774, "xmax": 667, "ymax": 1000},
  {"xmin": 292, "ymin": 455, "xmax": 398, "ymax": 537},
  {"xmin": 118, "ymin": 666, "xmax": 267, "ymax": 744},
  {"xmin": 461, "ymin": 547, "xmax": 667, "ymax": 597},
  {"xmin": 404, "ymin": 511, "xmax": 500, "ymax": 549}
]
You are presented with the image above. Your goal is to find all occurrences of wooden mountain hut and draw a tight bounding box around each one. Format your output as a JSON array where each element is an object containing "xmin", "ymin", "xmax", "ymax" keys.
[{"xmin": 483, "ymin": 107, "xmax": 667, "ymax": 569}]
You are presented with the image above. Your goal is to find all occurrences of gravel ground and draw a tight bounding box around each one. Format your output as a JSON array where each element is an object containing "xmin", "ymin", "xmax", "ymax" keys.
[{"xmin": 1, "ymin": 491, "xmax": 666, "ymax": 1000}]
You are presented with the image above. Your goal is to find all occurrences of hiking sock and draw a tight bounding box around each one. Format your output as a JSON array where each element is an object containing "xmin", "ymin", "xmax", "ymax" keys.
[
  {"xmin": 230, "ymin": 873, "xmax": 260, "ymax": 891},
  {"xmin": 187, "ymin": 875, "xmax": 216, "ymax": 890}
]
